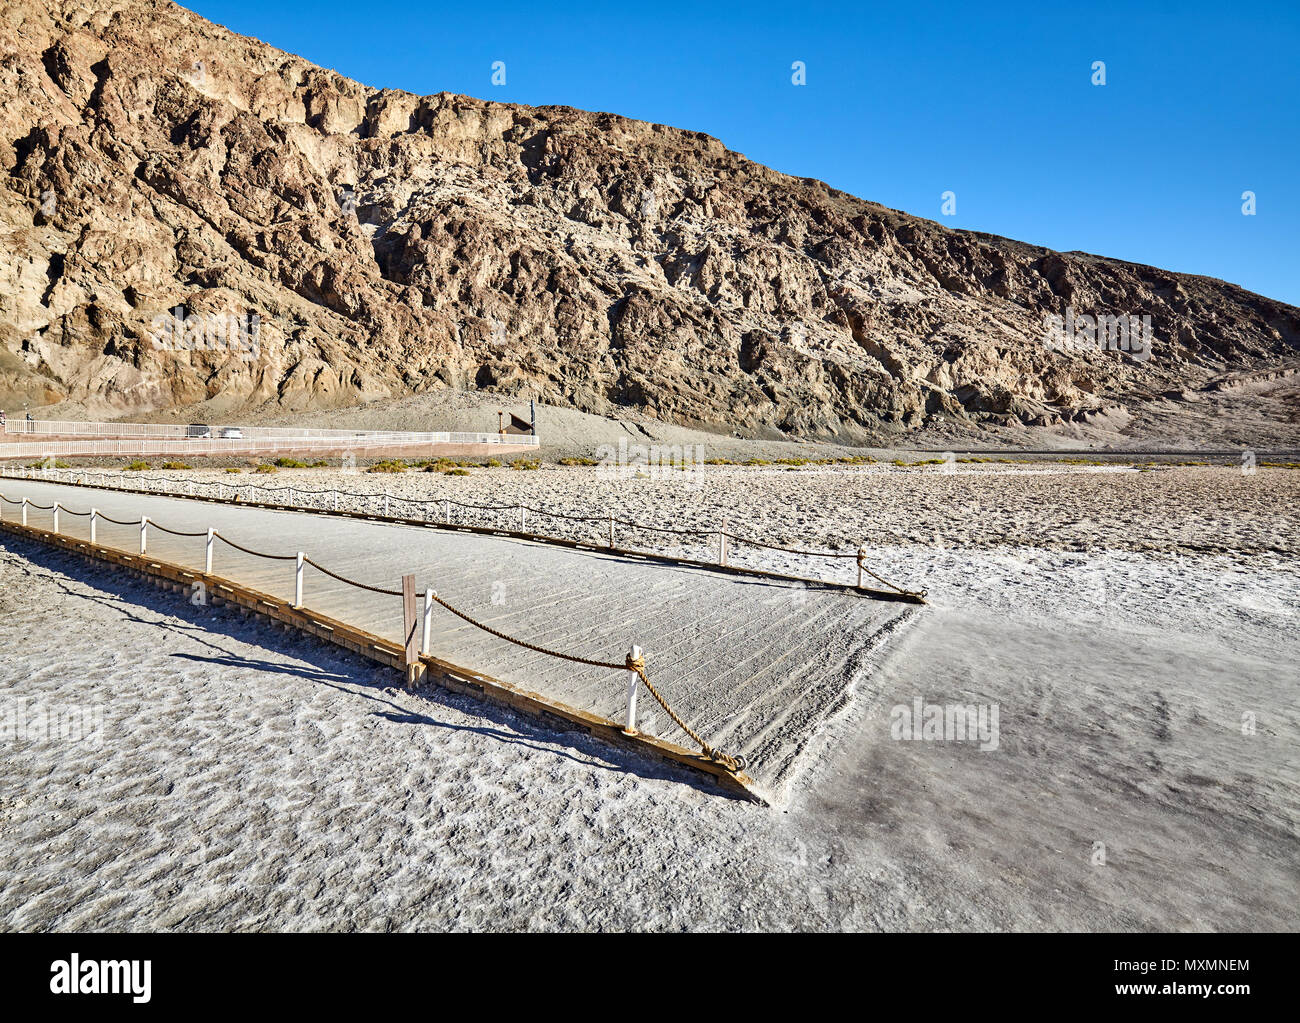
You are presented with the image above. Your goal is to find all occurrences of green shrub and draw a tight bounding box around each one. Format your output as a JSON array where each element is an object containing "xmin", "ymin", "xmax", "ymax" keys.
[
  {"xmin": 509, "ymin": 458, "xmax": 540, "ymax": 471},
  {"xmin": 558, "ymin": 456, "xmax": 598, "ymax": 466},
  {"xmin": 367, "ymin": 459, "xmax": 407, "ymax": 473},
  {"xmin": 273, "ymin": 457, "xmax": 309, "ymax": 469},
  {"xmin": 485, "ymin": 458, "xmax": 502, "ymax": 468},
  {"xmin": 225, "ymin": 467, "xmax": 242, "ymax": 474},
  {"xmin": 443, "ymin": 468, "xmax": 471, "ymax": 477},
  {"xmin": 160, "ymin": 461, "xmax": 191, "ymax": 470},
  {"xmin": 124, "ymin": 460, "xmax": 151, "ymax": 471},
  {"xmin": 254, "ymin": 463, "xmax": 277, "ymax": 474}
]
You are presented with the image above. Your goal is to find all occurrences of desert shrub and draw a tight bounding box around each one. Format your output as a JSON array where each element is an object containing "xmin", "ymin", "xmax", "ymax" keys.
[
  {"xmin": 443, "ymin": 468, "xmax": 471, "ymax": 477},
  {"xmin": 484, "ymin": 458, "xmax": 502, "ymax": 467},
  {"xmin": 273, "ymin": 457, "xmax": 309, "ymax": 468},
  {"xmin": 160, "ymin": 461, "xmax": 191, "ymax": 470},
  {"xmin": 367, "ymin": 459, "xmax": 407, "ymax": 473},
  {"xmin": 253, "ymin": 463, "xmax": 277, "ymax": 474},
  {"xmin": 123, "ymin": 460, "xmax": 151, "ymax": 471},
  {"xmin": 225, "ymin": 467, "xmax": 242, "ymax": 474},
  {"xmin": 558, "ymin": 456, "xmax": 598, "ymax": 466},
  {"xmin": 509, "ymin": 458, "xmax": 540, "ymax": 471}
]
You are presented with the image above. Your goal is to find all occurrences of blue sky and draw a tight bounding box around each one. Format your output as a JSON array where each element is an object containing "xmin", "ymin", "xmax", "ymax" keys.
[{"xmin": 188, "ymin": 0, "xmax": 1298, "ymax": 306}]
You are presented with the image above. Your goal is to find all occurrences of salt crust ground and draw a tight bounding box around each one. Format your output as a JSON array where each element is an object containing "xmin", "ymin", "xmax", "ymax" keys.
[{"xmin": 1, "ymin": 464, "xmax": 1296, "ymax": 930}]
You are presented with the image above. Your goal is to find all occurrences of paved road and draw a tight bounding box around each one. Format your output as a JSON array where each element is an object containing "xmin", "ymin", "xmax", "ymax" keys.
[{"xmin": 0, "ymin": 478, "xmax": 916, "ymax": 792}]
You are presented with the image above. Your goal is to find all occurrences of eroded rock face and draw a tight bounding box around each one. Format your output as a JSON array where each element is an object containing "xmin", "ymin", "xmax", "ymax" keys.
[{"xmin": 2, "ymin": 0, "xmax": 1297, "ymax": 438}]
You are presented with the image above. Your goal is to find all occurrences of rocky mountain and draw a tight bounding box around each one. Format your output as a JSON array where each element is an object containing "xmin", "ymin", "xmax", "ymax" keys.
[{"xmin": 1, "ymin": 0, "xmax": 1297, "ymax": 442}]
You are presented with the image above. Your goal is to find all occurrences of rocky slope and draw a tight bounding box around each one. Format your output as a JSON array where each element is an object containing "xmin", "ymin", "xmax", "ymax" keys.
[{"xmin": 1, "ymin": 0, "xmax": 1297, "ymax": 442}]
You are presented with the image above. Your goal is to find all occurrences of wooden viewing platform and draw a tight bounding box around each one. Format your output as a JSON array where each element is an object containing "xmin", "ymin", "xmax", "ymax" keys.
[{"xmin": 0, "ymin": 478, "xmax": 918, "ymax": 800}]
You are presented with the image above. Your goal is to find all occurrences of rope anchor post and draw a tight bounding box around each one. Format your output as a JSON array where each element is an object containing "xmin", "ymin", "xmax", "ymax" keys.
[
  {"xmin": 293, "ymin": 552, "xmax": 305, "ymax": 608},
  {"xmin": 52, "ymin": 501, "xmax": 59, "ymax": 533},
  {"xmin": 422, "ymin": 588, "xmax": 435, "ymax": 655},
  {"xmin": 21, "ymin": 497, "xmax": 27, "ymax": 526},
  {"xmin": 857, "ymin": 545, "xmax": 866, "ymax": 588},
  {"xmin": 718, "ymin": 518, "xmax": 728, "ymax": 566},
  {"xmin": 90, "ymin": 508, "xmax": 97, "ymax": 544},
  {"xmin": 205, "ymin": 528, "xmax": 214, "ymax": 574},
  {"xmin": 623, "ymin": 644, "xmax": 642, "ymax": 736},
  {"xmin": 139, "ymin": 515, "xmax": 148, "ymax": 555}
]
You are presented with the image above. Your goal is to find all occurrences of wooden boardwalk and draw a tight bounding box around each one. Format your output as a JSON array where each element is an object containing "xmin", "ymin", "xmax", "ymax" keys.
[{"xmin": 0, "ymin": 478, "xmax": 916, "ymax": 792}]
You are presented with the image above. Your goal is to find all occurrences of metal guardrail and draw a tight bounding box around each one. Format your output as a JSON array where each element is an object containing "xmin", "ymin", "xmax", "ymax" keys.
[
  {"xmin": 0, "ymin": 418, "xmax": 539, "ymax": 445},
  {"xmin": 0, "ymin": 437, "xmax": 539, "ymax": 459}
]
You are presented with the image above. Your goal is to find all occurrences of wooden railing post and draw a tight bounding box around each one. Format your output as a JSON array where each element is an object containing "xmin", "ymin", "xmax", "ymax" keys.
[
  {"xmin": 623, "ymin": 645, "xmax": 642, "ymax": 735},
  {"xmin": 402, "ymin": 573, "xmax": 420, "ymax": 689}
]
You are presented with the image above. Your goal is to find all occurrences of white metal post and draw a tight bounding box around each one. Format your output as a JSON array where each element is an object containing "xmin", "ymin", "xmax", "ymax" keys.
[
  {"xmin": 623, "ymin": 644, "xmax": 642, "ymax": 735},
  {"xmin": 857, "ymin": 545, "xmax": 866, "ymax": 588},
  {"xmin": 294, "ymin": 551, "xmax": 304, "ymax": 607},
  {"xmin": 90, "ymin": 508, "xmax": 97, "ymax": 544},
  {"xmin": 140, "ymin": 515, "xmax": 148, "ymax": 554},
  {"xmin": 719, "ymin": 519, "xmax": 727, "ymax": 565},
  {"xmin": 422, "ymin": 589, "xmax": 434, "ymax": 655},
  {"xmin": 608, "ymin": 509, "xmax": 614, "ymax": 547},
  {"xmin": 22, "ymin": 497, "xmax": 28, "ymax": 525},
  {"xmin": 206, "ymin": 528, "xmax": 215, "ymax": 574},
  {"xmin": 52, "ymin": 501, "xmax": 59, "ymax": 533},
  {"xmin": 383, "ymin": 495, "xmax": 389, "ymax": 518}
]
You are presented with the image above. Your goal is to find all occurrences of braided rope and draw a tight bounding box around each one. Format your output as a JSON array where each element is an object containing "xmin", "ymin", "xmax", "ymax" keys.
[
  {"xmin": 727, "ymin": 534, "xmax": 858, "ymax": 558},
  {"xmin": 96, "ymin": 513, "xmax": 141, "ymax": 525},
  {"xmin": 302, "ymin": 556, "xmax": 402, "ymax": 597},
  {"xmin": 149, "ymin": 522, "xmax": 209, "ymax": 537},
  {"xmin": 212, "ymin": 533, "xmax": 297, "ymax": 560},
  {"xmin": 856, "ymin": 550, "xmax": 924, "ymax": 597},
  {"xmin": 624, "ymin": 651, "xmax": 745, "ymax": 773}
]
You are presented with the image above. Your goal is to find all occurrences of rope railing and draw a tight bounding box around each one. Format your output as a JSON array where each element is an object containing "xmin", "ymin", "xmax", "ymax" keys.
[
  {"xmin": 212, "ymin": 532, "xmax": 298, "ymax": 561},
  {"xmin": 1, "ymin": 465, "xmax": 922, "ymax": 596},
  {"xmin": 302, "ymin": 555, "xmax": 403, "ymax": 597},
  {"xmin": 0, "ymin": 484, "xmax": 747, "ymax": 773}
]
